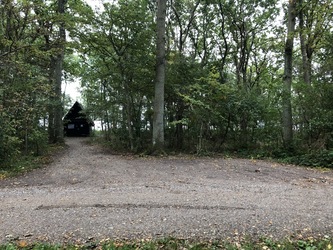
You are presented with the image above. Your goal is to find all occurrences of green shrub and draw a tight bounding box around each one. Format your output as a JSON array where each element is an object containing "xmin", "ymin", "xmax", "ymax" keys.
[
  {"xmin": 29, "ymin": 129, "xmax": 49, "ymax": 156},
  {"xmin": 286, "ymin": 150, "xmax": 333, "ymax": 169},
  {"xmin": 0, "ymin": 119, "xmax": 21, "ymax": 167}
]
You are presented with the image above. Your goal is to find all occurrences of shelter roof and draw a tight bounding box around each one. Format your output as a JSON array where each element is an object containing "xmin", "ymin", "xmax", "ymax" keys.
[{"xmin": 63, "ymin": 101, "xmax": 94, "ymax": 126}]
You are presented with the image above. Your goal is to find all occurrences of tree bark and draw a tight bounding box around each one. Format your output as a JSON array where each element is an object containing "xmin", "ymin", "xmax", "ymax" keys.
[
  {"xmin": 153, "ymin": 0, "xmax": 167, "ymax": 152},
  {"xmin": 49, "ymin": 0, "xmax": 67, "ymax": 143},
  {"xmin": 48, "ymin": 58, "xmax": 56, "ymax": 143},
  {"xmin": 282, "ymin": 0, "xmax": 297, "ymax": 150},
  {"xmin": 298, "ymin": 0, "xmax": 311, "ymax": 85}
]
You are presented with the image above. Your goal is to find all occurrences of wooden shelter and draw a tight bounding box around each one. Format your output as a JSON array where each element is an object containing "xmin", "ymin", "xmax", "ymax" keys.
[{"xmin": 63, "ymin": 101, "xmax": 94, "ymax": 136}]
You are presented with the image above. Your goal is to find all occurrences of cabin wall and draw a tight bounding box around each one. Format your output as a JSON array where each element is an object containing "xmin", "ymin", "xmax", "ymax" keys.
[{"xmin": 64, "ymin": 121, "xmax": 91, "ymax": 136}]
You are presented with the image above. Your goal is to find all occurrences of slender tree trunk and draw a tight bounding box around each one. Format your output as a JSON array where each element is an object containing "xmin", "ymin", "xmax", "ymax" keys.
[
  {"xmin": 298, "ymin": 0, "xmax": 312, "ymax": 144},
  {"xmin": 53, "ymin": 0, "xmax": 67, "ymax": 143},
  {"xmin": 125, "ymin": 96, "xmax": 134, "ymax": 151},
  {"xmin": 48, "ymin": 58, "xmax": 56, "ymax": 142},
  {"xmin": 175, "ymin": 106, "xmax": 184, "ymax": 149},
  {"xmin": 282, "ymin": 0, "xmax": 296, "ymax": 150},
  {"xmin": 53, "ymin": 52, "xmax": 64, "ymax": 143},
  {"xmin": 298, "ymin": 0, "xmax": 311, "ymax": 85},
  {"xmin": 153, "ymin": 0, "xmax": 166, "ymax": 152}
]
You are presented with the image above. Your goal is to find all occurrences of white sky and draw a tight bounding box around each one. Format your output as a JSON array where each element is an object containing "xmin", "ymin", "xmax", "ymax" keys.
[{"xmin": 63, "ymin": 79, "xmax": 81, "ymax": 102}]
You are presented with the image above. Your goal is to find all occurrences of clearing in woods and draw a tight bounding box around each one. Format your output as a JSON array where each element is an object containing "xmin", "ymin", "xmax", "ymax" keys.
[{"xmin": 0, "ymin": 137, "xmax": 332, "ymax": 243}]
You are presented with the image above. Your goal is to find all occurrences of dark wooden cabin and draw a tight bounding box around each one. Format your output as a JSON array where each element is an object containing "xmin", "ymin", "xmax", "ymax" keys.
[{"xmin": 63, "ymin": 101, "xmax": 94, "ymax": 136}]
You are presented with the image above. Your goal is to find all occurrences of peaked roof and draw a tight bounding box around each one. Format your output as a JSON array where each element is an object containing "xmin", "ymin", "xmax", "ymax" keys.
[{"xmin": 63, "ymin": 101, "xmax": 94, "ymax": 125}]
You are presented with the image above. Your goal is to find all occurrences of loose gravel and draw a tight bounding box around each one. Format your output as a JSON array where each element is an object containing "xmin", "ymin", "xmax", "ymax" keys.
[{"xmin": 0, "ymin": 137, "xmax": 332, "ymax": 244}]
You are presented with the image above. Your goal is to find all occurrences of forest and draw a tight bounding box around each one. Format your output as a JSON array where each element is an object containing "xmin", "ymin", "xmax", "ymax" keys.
[{"xmin": 1, "ymin": 0, "xmax": 333, "ymax": 169}]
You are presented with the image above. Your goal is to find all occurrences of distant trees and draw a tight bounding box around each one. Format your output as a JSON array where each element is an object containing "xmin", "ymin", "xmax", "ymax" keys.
[
  {"xmin": 0, "ymin": 0, "xmax": 91, "ymax": 167},
  {"xmin": 78, "ymin": 0, "xmax": 155, "ymax": 151},
  {"xmin": 77, "ymin": 0, "xmax": 333, "ymax": 156},
  {"xmin": 1, "ymin": 0, "xmax": 333, "ymax": 168},
  {"xmin": 0, "ymin": 1, "xmax": 51, "ymax": 163}
]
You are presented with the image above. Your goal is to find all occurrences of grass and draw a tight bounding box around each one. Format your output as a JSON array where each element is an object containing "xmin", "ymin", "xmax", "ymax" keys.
[
  {"xmin": 0, "ymin": 143, "xmax": 65, "ymax": 179},
  {"xmin": 0, "ymin": 237, "xmax": 332, "ymax": 250},
  {"xmin": 0, "ymin": 155, "xmax": 49, "ymax": 179}
]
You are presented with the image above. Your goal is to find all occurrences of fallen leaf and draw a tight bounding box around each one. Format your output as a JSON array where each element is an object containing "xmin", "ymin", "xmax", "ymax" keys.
[{"xmin": 17, "ymin": 240, "xmax": 28, "ymax": 248}]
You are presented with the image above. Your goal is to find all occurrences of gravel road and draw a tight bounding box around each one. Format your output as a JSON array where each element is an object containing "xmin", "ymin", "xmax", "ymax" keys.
[{"xmin": 1, "ymin": 137, "xmax": 333, "ymax": 244}]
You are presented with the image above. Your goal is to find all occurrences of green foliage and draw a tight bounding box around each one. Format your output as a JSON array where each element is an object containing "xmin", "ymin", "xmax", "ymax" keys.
[
  {"xmin": 0, "ymin": 141, "xmax": 63, "ymax": 178},
  {"xmin": 284, "ymin": 150, "xmax": 333, "ymax": 169},
  {"xmin": 29, "ymin": 129, "xmax": 49, "ymax": 156},
  {"xmin": 0, "ymin": 155, "xmax": 41, "ymax": 178},
  {"xmin": 292, "ymin": 80, "xmax": 333, "ymax": 151},
  {"xmin": 1, "ymin": 0, "xmax": 333, "ymax": 161},
  {"xmin": 77, "ymin": 0, "xmax": 155, "ymax": 152},
  {"xmin": 0, "ymin": 0, "xmax": 68, "ymax": 165},
  {"xmin": 73, "ymin": 0, "xmax": 333, "ymax": 158},
  {"xmin": 0, "ymin": 115, "xmax": 21, "ymax": 167}
]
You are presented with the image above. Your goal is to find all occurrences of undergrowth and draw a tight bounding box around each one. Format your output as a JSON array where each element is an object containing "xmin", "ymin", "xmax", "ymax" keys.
[
  {"xmin": 283, "ymin": 150, "xmax": 333, "ymax": 169},
  {"xmin": 230, "ymin": 148, "xmax": 333, "ymax": 170},
  {"xmin": 0, "ymin": 143, "xmax": 65, "ymax": 179},
  {"xmin": 90, "ymin": 133, "xmax": 333, "ymax": 169}
]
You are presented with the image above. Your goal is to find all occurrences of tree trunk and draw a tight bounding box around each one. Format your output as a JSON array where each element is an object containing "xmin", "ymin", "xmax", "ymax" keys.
[
  {"xmin": 48, "ymin": 58, "xmax": 56, "ymax": 143},
  {"xmin": 53, "ymin": 51, "xmax": 64, "ymax": 143},
  {"xmin": 298, "ymin": 0, "xmax": 311, "ymax": 85},
  {"xmin": 282, "ymin": 0, "xmax": 296, "ymax": 150},
  {"xmin": 298, "ymin": 0, "xmax": 312, "ymax": 143},
  {"xmin": 153, "ymin": 0, "xmax": 167, "ymax": 152},
  {"xmin": 54, "ymin": 0, "xmax": 66, "ymax": 143},
  {"xmin": 125, "ymin": 95, "xmax": 134, "ymax": 151},
  {"xmin": 49, "ymin": 0, "xmax": 66, "ymax": 143}
]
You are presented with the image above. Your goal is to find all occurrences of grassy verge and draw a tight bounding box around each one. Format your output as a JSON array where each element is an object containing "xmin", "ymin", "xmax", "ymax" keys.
[
  {"xmin": 0, "ymin": 155, "xmax": 47, "ymax": 180},
  {"xmin": 0, "ymin": 143, "xmax": 65, "ymax": 179},
  {"xmin": 0, "ymin": 237, "xmax": 332, "ymax": 250},
  {"xmin": 225, "ymin": 148, "xmax": 333, "ymax": 170}
]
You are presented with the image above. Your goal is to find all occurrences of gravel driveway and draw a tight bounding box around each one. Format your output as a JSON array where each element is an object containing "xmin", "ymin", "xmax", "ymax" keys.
[{"xmin": 1, "ymin": 137, "xmax": 333, "ymax": 244}]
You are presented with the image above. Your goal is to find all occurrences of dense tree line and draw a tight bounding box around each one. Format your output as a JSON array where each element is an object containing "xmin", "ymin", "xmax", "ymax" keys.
[
  {"xmin": 1, "ymin": 0, "xmax": 333, "ymax": 168},
  {"xmin": 80, "ymin": 0, "xmax": 333, "ymax": 155},
  {"xmin": 0, "ymin": 0, "xmax": 91, "ymax": 166}
]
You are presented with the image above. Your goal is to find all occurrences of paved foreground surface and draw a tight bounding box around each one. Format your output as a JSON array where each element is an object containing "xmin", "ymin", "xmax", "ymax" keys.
[{"xmin": 0, "ymin": 138, "xmax": 333, "ymax": 244}]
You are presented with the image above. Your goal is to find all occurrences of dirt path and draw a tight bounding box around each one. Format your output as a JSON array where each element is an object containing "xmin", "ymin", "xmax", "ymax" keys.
[{"xmin": 1, "ymin": 137, "xmax": 333, "ymax": 244}]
